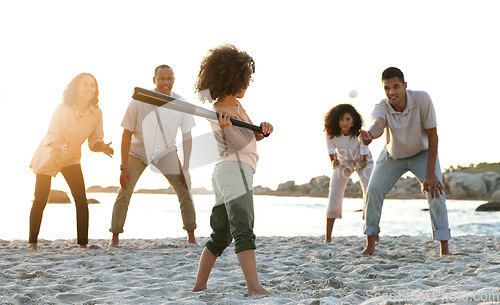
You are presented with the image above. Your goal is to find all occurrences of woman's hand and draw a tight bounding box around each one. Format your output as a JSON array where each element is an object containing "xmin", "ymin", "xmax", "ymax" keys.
[
  {"xmin": 355, "ymin": 159, "xmax": 368, "ymax": 169},
  {"xmin": 102, "ymin": 142, "xmax": 114, "ymax": 158}
]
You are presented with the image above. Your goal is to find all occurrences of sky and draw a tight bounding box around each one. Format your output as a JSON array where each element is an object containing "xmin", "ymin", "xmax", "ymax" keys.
[{"xmin": 1, "ymin": 0, "xmax": 499, "ymax": 197}]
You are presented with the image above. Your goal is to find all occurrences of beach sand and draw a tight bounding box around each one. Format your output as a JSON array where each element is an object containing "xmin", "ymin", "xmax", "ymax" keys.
[{"xmin": 1, "ymin": 236, "xmax": 499, "ymax": 304}]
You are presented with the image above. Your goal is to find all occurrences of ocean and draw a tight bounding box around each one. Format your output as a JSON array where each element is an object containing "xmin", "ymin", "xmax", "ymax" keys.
[{"xmin": 1, "ymin": 193, "xmax": 498, "ymax": 242}]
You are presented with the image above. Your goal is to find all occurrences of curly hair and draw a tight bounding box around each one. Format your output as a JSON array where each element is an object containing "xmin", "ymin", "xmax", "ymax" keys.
[
  {"xmin": 194, "ymin": 44, "xmax": 255, "ymax": 102},
  {"xmin": 324, "ymin": 104, "xmax": 364, "ymax": 139},
  {"xmin": 62, "ymin": 73, "xmax": 99, "ymax": 107}
]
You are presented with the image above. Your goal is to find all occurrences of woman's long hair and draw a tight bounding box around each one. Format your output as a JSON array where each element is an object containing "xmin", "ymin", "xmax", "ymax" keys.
[{"xmin": 62, "ymin": 73, "xmax": 99, "ymax": 107}]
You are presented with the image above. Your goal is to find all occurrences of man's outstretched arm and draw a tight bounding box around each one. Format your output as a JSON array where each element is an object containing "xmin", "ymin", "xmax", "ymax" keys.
[{"xmin": 358, "ymin": 117, "xmax": 385, "ymax": 145}]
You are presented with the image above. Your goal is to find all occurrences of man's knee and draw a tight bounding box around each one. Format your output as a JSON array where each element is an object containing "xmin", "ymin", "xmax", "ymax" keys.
[{"xmin": 367, "ymin": 181, "xmax": 386, "ymax": 197}]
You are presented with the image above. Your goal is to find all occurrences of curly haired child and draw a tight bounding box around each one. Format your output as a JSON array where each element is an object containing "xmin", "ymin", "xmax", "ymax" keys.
[
  {"xmin": 324, "ymin": 104, "xmax": 373, "ymax": 243},
  {"xmin": 192, "ymin": 44, "xmax": 273, "ymax": 296}
]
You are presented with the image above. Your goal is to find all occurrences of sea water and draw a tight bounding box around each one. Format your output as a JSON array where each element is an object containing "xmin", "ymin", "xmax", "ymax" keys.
[{"xmin": 0, "ymin": 193, "xmax": 498, "ymax": 241}]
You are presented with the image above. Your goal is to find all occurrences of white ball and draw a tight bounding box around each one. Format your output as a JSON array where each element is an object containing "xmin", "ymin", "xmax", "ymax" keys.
[{"xmin": 349, "ymin": 90, "xmax": 358, "ymax": 98}]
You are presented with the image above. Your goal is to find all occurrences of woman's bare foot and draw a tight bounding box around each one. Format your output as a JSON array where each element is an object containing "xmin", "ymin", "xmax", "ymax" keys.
[
  {"xmin": 29, "ymin": 243, "xmax": 38, "ymax": 250},
  {"xmin": 79, "ymin": 244, "xmax": 88, "ymax": 249},
  {"xmin": 192, "ymin": 285, "xmax": 207, "ymax": 292},
  {"xmin": 246, "ymin": 286, "xmax": 271, "ymax": 296}
]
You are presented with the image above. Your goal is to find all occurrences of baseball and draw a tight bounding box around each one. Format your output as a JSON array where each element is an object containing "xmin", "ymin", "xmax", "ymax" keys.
[{"xmin": 349, "ymin": 90, "xmax": 358, "ymax": 98}]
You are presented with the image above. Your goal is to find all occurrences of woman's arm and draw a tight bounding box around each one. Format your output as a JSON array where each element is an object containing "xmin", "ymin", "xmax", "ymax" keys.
[{"xmin": 92, "ymin": 141, "xmax": 114, "ymax": 157}]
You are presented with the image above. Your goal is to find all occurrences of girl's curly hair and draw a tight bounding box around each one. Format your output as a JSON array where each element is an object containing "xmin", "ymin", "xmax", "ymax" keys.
[
  {"xmin": 324, "ymin": 104, "xmax": 364, "ymax": 139},
  {"xmin": 194, "ymin": 44, "xmax": 255, "ymax": 102},
  {"xmin": 62, "ymin": 73, "xmax": 99, "ymax": 107}
]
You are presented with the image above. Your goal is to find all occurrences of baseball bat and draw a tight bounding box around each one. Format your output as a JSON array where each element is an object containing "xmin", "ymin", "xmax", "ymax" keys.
[{"xmin": 132, "ymin": 87, "xmax": 269, "ymax": 136}]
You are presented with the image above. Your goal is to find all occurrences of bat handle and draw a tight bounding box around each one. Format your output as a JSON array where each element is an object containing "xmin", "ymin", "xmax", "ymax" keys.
[{"xmin": 216, "ymin": 113, "xmax": 271, "ymax": 137}]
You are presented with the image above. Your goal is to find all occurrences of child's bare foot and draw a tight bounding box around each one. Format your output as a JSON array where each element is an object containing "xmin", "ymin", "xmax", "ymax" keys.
[
  {"xmin": 246, "ymin": 287, "xmax": 271, "ymax": 296},
  {"xmin": 360, "ymin": 247, "xmax": 375, "ymax": 256},
  {"xmin": 29, "ymin": 243, "xmax": 38, "ymax": 250},
  {"xmin": 109, "ymin": 233, "xmax": 119, "ymax": 248},
  {"xmin": 192, "ymin": 285, "xmax": 207, "ymax": 292}
]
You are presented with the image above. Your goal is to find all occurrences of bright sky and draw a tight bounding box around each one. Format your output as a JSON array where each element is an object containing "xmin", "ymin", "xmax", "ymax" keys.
[{"xmin": 1, "ymin": 0, "xmax": 499, "ymax": 196}]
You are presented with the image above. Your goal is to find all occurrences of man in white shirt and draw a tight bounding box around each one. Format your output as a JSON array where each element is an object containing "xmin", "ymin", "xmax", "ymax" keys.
[
  {"xmin": 359, "ymin": 67, "xmax": 450, "ymax": 256},
  {"xmin": 109, "ymin": 65, "xmax": 197, "ymax": 247}
]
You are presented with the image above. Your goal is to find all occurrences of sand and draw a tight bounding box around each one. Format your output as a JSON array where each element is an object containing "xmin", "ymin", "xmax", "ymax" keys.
[{"xmin": 1, "ymin": 236, "xmax": 499, "ymax": 304}]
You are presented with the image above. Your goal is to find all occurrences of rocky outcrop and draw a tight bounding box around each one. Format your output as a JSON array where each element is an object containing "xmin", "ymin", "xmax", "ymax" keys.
[
  {"xmin": 256, "ymin": 170, "xmax": 500, "ymax": 200},
  {"xmin": 444, "ymin": 171, "xmax": 500, "ymax": 200},
  {"xmin": 87, "ymin": 186, "xmax": 120, "ymax": 193},
  {"xmin": 48, "ymin": 190, "xmax": 71, "ymax": 203},
  {"xmin": 84, "ymin": 164, "xmax": 500, "ymax": 200},
  {"xmin": 271, "ymin": 176, "xmax": 332, "ymax": 198},
  {"xmin": 491, "ymin": 190, "xmax": 500, "ymax": 201},
  {"xmin": 47, "ymin": 190, "xmax": 100, "ymax": 204},
  {"xmin": 386, "ymin": 178, "xmax": 425, "ymax": 199},
  {"xmin": 86, "ymin": 185, "xmax": 213, "ymax": 195}
]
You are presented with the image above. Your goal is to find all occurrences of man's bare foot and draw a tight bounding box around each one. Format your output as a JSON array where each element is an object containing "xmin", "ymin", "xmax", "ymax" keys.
[
  {"xmin": 440, "ymin": 240, "xmax": 450, "ymax": 257},
  {"xmin": 192, "ymin": 285, "xmax": 207, "ymax": 292},
  {"xmin": 375, "ymin": 233, "xmax": 380, "ymax": 244},
  {"xmin": 29, "ymin": 243, "xmax": 38, "ymax": 250},
  {"xmin": 360, "ymin": 235, "xmax": 377, "ymax": 255},
  {"xmin": 323, "ymin": 238, "xmax": 331, "ymax": 243},
  {"xmin": 79, "ymin": 244, "xmax": 87, "ymax": 249},
  {"xmin": 187, "ymin": 230, "xmax": 196, "ymax": 244},
  {"xmin": 109, "ymin": 233, "xmax": 119, "ymax": 248},
  {"xmin": 246, "ymin": 287, "xmax": 271, "ymax": 296}
]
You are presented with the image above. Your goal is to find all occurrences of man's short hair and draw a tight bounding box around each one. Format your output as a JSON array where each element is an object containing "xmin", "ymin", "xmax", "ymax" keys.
[
  {"xmin": 155, "ymin": 64, "xmax": 173, "ymax": 76},
  {"xmin": 382, "ymin": 67, "xmax": 405, "ymax": 83}
]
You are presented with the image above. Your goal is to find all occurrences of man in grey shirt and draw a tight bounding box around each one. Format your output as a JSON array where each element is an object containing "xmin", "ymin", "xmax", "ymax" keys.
[{"xmin": 359, "ymin": 67, "xmax": 450, "ymax": 257}]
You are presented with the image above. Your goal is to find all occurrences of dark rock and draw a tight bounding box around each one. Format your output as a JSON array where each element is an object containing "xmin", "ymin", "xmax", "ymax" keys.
[
  {"xmin": 88, "ymin": 198, "xmax": 100, "ymax": 204},
  {"xmin": 475, "ymin": 201, "xmax": 500, "ymax": 212}
]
